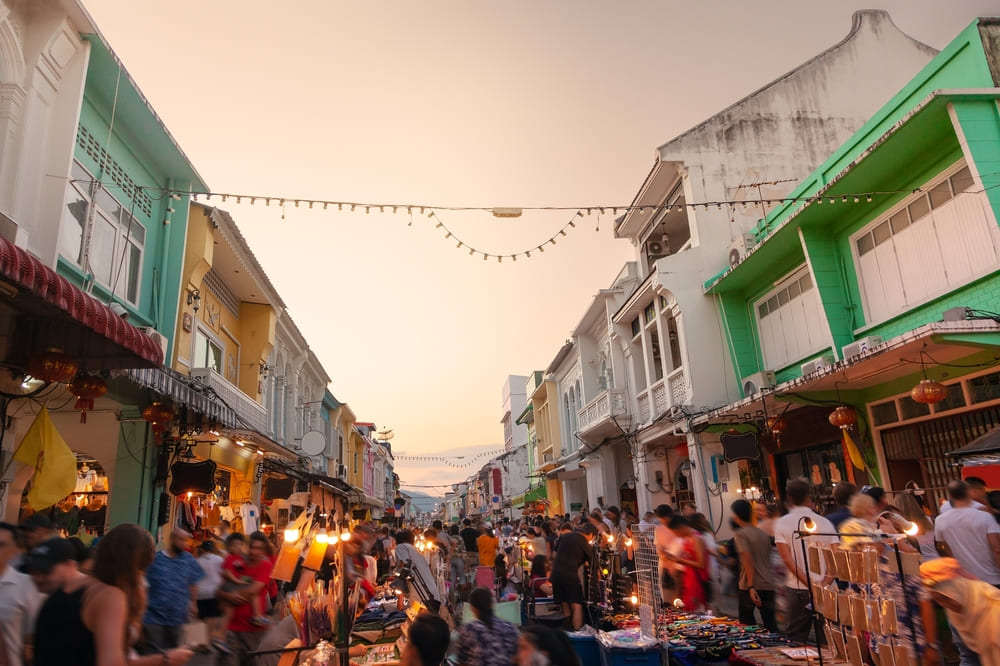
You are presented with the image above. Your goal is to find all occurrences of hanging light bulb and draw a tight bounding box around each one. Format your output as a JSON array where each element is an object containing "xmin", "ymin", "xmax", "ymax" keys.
[
  {"xmin": 630, "ymin": 594, "xmax": 638, "ymax": 605},
  {"xmin": 315, "ymin": 530, "xmax": 329, "ymax": 544},
  {"xmin": 340, "ymin": 530, "xmax": 351, "ymax": 542},
  {"xmin": 284, "ymin": 527, "xmax": 300, "ymax": 543}
]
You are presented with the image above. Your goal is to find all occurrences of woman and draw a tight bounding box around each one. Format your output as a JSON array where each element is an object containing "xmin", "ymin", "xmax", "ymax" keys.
[
  {"xmin": 667, "ymin": 515, "xmax": 707, "ymax": 611},
  {"xmin": 921, "ymin": 558, "xmax": 1000, "ymax": 666},
  {"xmin": 454, "ymin": 587, "xmax": 518, "ymax": 666},
  {"xmin": 689, "ymin": 513, "xmax": 718, "ymax": 607},
  {"xmin": 527, "ymin": 528, "xmax": 548, "ymax": 560},
  {"xmin": 896, "ymin": 490, "xmax": 938, "ymax": 561},
  {"xmin": 529, "ymin": 555, "xmax": 553, "ymax": 597},
  {"xmin": 839, "ymin": 492, "xmax": 879, "ymax": 546},
  {"xmin": 516, "ymin": 625, "xmax": 581, "ymax": 666},
  {"xmin": 34, "ymin": 524, "xmax": 192, "ymax": 666}
]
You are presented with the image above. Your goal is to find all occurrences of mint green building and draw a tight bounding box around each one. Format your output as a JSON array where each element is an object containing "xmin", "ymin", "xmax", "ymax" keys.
[{"xmin": 704, "ymin": 18, "xmax": 1000, "ymax": 507}]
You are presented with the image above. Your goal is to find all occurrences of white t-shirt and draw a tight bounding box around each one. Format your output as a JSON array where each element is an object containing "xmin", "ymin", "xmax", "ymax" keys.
[
  {"xmin": 0, "ymin": 566, "xmax": 41, "ymax": 666},
  {"xmin": 773, "ymin": 506, "xmax": 837, "ymax": 589},
  {"xmin": 653, "ymin": 524, "xmax": 686, "ymax": 573},
  {"xmin": 240, "ymin": 503, "xmax": 260, "ymax": 533},
  {"xmin": 195, "ymin": 552, "xmax": 224, "ymax": 600},
  {"xmin": 935, "ymin": 505, "xmax": 1000, "ymax": 584},
  {"xmin": 939, "ymin": 499, "xmax": 986, "ymax": 513}
]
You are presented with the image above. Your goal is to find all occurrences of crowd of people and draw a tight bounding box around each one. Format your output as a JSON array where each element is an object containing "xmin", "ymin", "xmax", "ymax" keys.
[{"xmin": 4, "ymin": 478, "xmax": 1000, "ymax": 666}]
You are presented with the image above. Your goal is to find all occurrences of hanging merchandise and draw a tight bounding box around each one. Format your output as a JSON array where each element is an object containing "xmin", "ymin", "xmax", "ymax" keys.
[
  {"xmin": 169, "ymin": 459, "xmax": 218, "ymax": 496},
  {"xmin": 240, "ymin": 500, "xmax": 260, "ymax": 533}
]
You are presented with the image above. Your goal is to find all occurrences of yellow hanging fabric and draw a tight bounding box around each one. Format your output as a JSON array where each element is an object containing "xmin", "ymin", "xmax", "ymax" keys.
[
  {"xmin": 843, "ymin": 429, "xmax": 865, "ymax": 470},
  {"xmin": 14, "ymin": 407, "xmax": 78, "ymax": 509}
]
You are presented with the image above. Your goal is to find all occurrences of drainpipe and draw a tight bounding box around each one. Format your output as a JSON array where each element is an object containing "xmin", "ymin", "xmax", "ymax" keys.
[{"xmin": 156, "ymin": 178, "xmax": 178, "ymax": 330}]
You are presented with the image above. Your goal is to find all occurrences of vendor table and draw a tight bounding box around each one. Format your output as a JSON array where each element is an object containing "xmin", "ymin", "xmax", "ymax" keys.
[{"xmin": 729, "ymin": 647, "xmax": 845, "ymax": 665}]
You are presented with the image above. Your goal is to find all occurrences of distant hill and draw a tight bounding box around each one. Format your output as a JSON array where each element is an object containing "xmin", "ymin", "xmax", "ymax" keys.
[{"xmin": 402, "ymin": 489, "xmax": 442, "ymax": 513}]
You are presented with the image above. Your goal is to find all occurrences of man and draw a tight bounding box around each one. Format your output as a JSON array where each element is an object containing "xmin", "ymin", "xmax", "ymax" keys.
[
  {"xmin": 476, "ymin": 525, "xmax": 499, "ymax": 567},
  {"xmin": 0, "ymin": 523, "xmax": 40, "ymax": 666},
  {"xmin": 500, "ymin": 517, "xmax": 513, "ymax": 538},
  {"xmin": 824, "ymin": 482, "xmax": 857, "ymax": 530},
  {"xmin": 400, "ymin": 613, "xmax": 450, "ymax": 666},
  {"xmin": 774, "ymin": 479, "xmax": 836, "ymax": 644},
  {"xmin": 219, "ymin": 531, "xmax": 275, "ymax": 665},
  {"xmin": 217, "ymin": 520, "xmax": 233, "ymax": 541},
  {"xmin": 18, "ymin": 515, "xmax": 55, "ymax": 550},
  {"xmin": 935, "ymin": 480, "xmax": 1000, "ymax": 584},
  {"xmin": 549, "ymin": 523, "xmax": 593, "ymax": 630},
  {"xmin": 393, "ymin": 530, "xmax": 445, "ymax": 611},
  {"xmin": 653, "ymin": 504, "xmax": 682, "ymax": 606},
  {"xmin": 861, "ymin": 486, "xmax": 890, "ymax": 513},
  {"xmin": 143, "ymin": 528, "xmax": 205, "ymax": 651},
  {"xmin": 940, "ymin": 476, "xmax": 989, "ymax": 513},
  {"xmin": 459, "ymin": 519, "xmax": 479, "ymax": 553},
  {"xmin": 430, "ymin": 520, "xmax": 451, "ymax": 563},
  {"xmin": 731, "ymin": 500, "xmax": 777, "ymax": 632}
]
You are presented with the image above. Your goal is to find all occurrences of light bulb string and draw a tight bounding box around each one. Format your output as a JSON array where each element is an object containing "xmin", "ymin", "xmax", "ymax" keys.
[{"xmin": 429, "ymin": 208, "xmax": 583, "ymax": 262}]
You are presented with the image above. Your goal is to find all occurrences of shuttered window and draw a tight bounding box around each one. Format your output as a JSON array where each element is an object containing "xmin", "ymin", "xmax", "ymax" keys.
[
  {"xmin": 755, "ymin": 267, "xmax": 828, "ymax": 370},
  {"xmin": 853, "ymin": 164, "xmax": 999, "ymax": 325}
]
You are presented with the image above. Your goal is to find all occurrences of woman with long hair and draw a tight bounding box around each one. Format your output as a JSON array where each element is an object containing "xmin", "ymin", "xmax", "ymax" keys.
[
  {"xmin": 529, "ymin": 554, "xmax": 552, "ymax": 597},
  {"xmin": 895, "ymin": 490, "xmax": 938, "ymax": 561},
  {"xmin": 667, "ymin": 515, "xmax": 707, "ymax": 611},
  {"xmin": 454, "ymin": 587, "xmax": 518, "ymax": 666},
  {"xmin": 33, "ymin": 524, "xmax": 192, "ymax": 666}
]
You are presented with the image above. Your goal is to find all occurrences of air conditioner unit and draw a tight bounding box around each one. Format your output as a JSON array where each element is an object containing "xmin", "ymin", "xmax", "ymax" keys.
[
  {"xmin": 741, "ymin": 371, "xmax": 776, "ymax": 396},
  {"xmin": 727, "ymin": 234, "xmax": 756, "ymax": 267},
  {"xmin": 137, "ymin": 326, "xmax": 168, "ymax": 363},
  {"xmin": 841, "ymin": 336, "xmax": 883, "ymax": 360},
  {"xmin": 645, "ymin": 239, "xmax": 667, "ymax": 261},
  {"xmin": 800, "ymin": 355, "xmax": 835, "ymax": 376}
]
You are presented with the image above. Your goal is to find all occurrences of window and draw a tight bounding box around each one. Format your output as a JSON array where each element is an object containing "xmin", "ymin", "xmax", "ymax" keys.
[
  {"xmin": 192, "ymin": 329, "xmax": 223, "ymax": 372},
  {"xmin": 853, "ymin": 164, "xmax": 998, "ymax": 324},
  {"xmin": 58, "ymin": 160, "xmax": 146, "ymax": 305},
  {"xmin": 755, "ymin": 268, "xmax": 827, "ymax": 370}
]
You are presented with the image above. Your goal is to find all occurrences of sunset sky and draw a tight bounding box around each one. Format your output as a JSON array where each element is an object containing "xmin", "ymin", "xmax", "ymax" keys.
[{"xmin": 82, "ymin": 0, "xmax": 997, "ymax": 493}]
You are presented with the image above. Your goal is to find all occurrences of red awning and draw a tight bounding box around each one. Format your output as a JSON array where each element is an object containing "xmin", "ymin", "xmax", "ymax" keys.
[{"xmin": 0, "ymin": 237, "xmax": 163, "ymax": 369}]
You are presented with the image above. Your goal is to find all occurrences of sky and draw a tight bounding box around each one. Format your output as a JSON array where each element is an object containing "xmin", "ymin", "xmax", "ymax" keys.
[{"xmin": 81, "ymin": 0, "xmax": 997, "ymax": 493}]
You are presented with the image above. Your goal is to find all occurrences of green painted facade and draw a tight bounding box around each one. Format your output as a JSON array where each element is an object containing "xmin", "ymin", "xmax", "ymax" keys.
[
  {"xmin": 708, "ymin": 18, "xmax": 1000, "ymax": 397},
  {"xmin": 56, "ymin": 36, "xmax": 207, "ymax": 531}
]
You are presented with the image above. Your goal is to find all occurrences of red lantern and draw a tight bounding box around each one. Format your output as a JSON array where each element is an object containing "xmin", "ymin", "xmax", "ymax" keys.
[
  {"xmin": 829, "ymin": 405, "xmax": 858, "ymax": 429},
  {"xmin": 675, "ymin": 442, "xmax": 689, "ymax": 458},
  {"xmin": 911, "ymin": 379, "xmax": 948, "ymax": 405},
  {"xmin": 69, "ymin": 374, "xmax": 107, "ymax": 423},
  {"xmin": 25, "ymin": 349, "xmax": 78, "ymax": 384},
  {"xmin": 767, "ymin": 417, "xmax": 787, "ymax": 436},
  {"xmin": 142, "ymin": 402, "xmax": 175, "ymax": 439}
]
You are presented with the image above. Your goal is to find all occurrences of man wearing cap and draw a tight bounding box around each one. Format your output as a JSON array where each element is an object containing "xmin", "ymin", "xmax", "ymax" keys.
[
  {"xmin": 0, "ymin": 522, "xmax": 40, "ymax": 665},
  {"xmin": 19, "ymin": 514, "xmax": 55, "ymax": 550},
  {"xmin": 142, "ymin": 529, "xmax": 205, "ymax": 651}
]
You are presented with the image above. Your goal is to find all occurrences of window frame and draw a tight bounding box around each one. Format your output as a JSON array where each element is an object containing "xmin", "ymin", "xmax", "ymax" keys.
[{"xmin": 753, "ymin": 265, "xmax": 826, "ymax": 371}]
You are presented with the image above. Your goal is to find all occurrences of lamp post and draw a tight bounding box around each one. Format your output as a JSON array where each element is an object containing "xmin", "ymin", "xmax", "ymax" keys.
[{"xmin": 794, "ymin": 515, "xmax": 824, "ymax": 666}]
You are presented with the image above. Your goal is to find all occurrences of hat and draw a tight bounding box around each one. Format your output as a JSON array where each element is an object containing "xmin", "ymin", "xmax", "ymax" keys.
[
  {"xmin": 20, "ymin": 513, "xmax": 53, "ymax": 531},
  {"xmin": 484, "ymin": 521, "xmax": 493, "ymax": 528},
  {"xmin": 20, "ymin": 538, "xmax": 75, "ymax": 573}
]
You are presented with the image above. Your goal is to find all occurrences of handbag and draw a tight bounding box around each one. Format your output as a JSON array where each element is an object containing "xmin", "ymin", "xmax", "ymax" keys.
[{"xmin": 181, "ymin": 621, "xmax": 208, "ymax": 647}]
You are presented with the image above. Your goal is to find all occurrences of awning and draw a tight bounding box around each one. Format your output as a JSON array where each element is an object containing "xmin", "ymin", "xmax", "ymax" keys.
[
  {"xmin": 948, "ymin": 426, "xmax": 1000, "ymax": 458},
  {"xmin": 0, "ymin": 237, "xmax": 163, "ymax": 369}
]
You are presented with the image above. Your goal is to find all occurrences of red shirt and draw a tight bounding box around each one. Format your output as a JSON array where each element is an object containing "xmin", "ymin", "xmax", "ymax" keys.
[{"xmin": 225, "ymin": 556, "xmax": 274, "ymax": 632}]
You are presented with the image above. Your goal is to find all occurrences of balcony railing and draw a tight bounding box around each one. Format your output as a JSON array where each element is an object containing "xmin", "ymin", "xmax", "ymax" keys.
[
  {"xmin": 190, "ymin": 367, "xmax": 268, "ymax": 434},
  {"xmin": 577, "ymin": 388, "xmax": 628, "ymax": 436},
  {"xmin": 634, "ymin": 365, "xmax": 689, "ymax": 425}
]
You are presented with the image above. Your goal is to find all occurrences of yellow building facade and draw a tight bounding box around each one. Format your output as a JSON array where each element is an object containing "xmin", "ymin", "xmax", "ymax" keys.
[{"xmin": 531, "ymin": 378, "xmax": 565, "ymax": 516}]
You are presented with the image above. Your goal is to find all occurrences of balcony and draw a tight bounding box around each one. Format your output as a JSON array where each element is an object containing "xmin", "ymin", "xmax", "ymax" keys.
[
  {"xmin": 576, "ymin": 388, "xmax": 628, "ymax": 443},
  {"xmin": 190, "ymin": 367, "xmax": 268, "ymax": 434},
  {"xmin": 635, "ymin": 366, "xmax": 689, "ymax": 425}
]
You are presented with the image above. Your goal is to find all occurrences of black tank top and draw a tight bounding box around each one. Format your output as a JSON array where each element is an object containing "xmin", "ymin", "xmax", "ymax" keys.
[{"xmin": 34, "ymin": 585, "xmax": 96, "ymax": 666}]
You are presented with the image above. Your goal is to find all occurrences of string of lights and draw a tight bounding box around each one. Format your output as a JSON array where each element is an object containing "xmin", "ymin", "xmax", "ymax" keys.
[{"xmin": 393, "ymin": 448, "xmax": 506, "ymax": 467}]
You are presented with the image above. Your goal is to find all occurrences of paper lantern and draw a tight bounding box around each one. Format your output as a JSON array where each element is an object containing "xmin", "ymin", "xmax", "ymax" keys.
[
  {"xmin": 25, "ymin": 349, "xmax": 78, "ymax": 384},
  {"xmin": 829, "ymin": 405, "xmax": 858, "ymax": 429},
  {"xmin": 911, "ymin": 379, "xmax": 948, "ymax": 405},
  {"xmin": 674, "ymin": 442, "xmax": 689, "ymax": 458},
  {"xmin": 142, "ymin": 402, "xmax": 175, "ymax": 439},
  {"xmin": 69, "ymin": 374, "xmax": 107, "ymax": 423},
  {"xmin": 767, "ymin": 417, "xmax": 787, "ymax": 436}
]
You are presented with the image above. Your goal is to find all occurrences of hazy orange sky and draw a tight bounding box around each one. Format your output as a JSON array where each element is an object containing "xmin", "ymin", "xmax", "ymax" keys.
[{"xmin": 82, "ymin": 1, "xmax": 996, "ymax": 493}]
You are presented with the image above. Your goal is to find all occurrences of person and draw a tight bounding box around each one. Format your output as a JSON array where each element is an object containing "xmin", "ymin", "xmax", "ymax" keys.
[
  {"xmin": 400, "ymin": 613, "xmax": 450, "ymax": 666},
  {"xmin": 689, "ymin": 513, "xmax": 718, "ymax": 608},
  {"xmin": 216, "ymin": 520, "xmax": 232, "ymax": 541},
  {"xmin": 28, "ymin": 527, "xmax": 192, "ymax": 666},
  {"xmin": 446, "ymin": 525, "xmax": 465, "ymax": 601},
  {"xmin": 653, "ymin": 504, "xmax": 681, "ymax": 606},
  {"xmin": 529, "ymin": 554, "xmax": 552, "ymax": 597},
  {"xmin": 941, "ymin": 476, "xmax": 989, "ymax": 513},
  {"xmin": 549, "ymin": 525, "xmax": 593, "ymax": 630},
  {"xmin": 217, "ymin": 531, "xmax": 274, "ymax": 665},
  {"xmin": 430, "ymin": 520, "xmax": 451, "ymax": 563},
  {"xmin": 730, "ymin": 501, "xmax": 777, "ymax": 632},
  {"xmin": 501, "ymin": 517, "xmax": 514, "ymax": 538},
  {"xmin": 194, "ymin": 541, "xmax": 225, "ymax": 651},
  {"xmin": 666, "ymin": 515, "xmax": 707, "ymax": 611},
  {"xmin": 824, "ymin": 482, "xmax": 857, "ymax": 530},
  {"xmin": 527, "ymin": 528, "xmax": 548, "ymax": 560},
  {"xmin": 681, "ymin": 503, "xmax": 697, "ymax": 517},
  {"xmin": 373, "ymin": 527, "xmax": 396, "ymax": 583},
  {"xmin": 861, "ymin": 485, "xmax": 890, "ymax": 513},
  {"xmin": 460, "ymin": 519, "xmax": 479, "ymax": 553},
  {"xmin": 142, "ymin": 528, "xmax": 205, "ymax": 651},
  {"xmin": 755, "ymin": 503, "xmax": 778, "ymax": 538},
  {"xmin": 516, "ymin": 625, "xmax": 581, "ymax": 666},
  {"xmin": 896, "ymin": 489, "xmax": 937, "ymax": 561},
  {"xmin": 393, "ymin": 531, "xmax": 445, "ymax": 610},
  {"xmin": 935, "ymin": 480, "xmax": 1000, "ymax": 586},
  {"xmin": 0, "ymin": 522, "xmax": 40, "ymax": 666},
  {"xmin": 454, "ymin": 587, "xmax": 518, "ymax": 666},
  {"xmin": 838, "ymin": 493, "xmax": 879, "ymax": 547},
  {"xmin": 921, "ymin": 558, "xmax": 1000, "ymax": 666},
  {"xmin": 774, "ymin": 478, "xmax": 837, "ymax": 644},
  {"xmin": 477, "ymin": 525, "xmax": 499, "ymax": 567},
  {"xmin": 18, "ymin": 515, "xmax": 55, "ymax": 550},
  {"xmin": 604, "ymin": 506, "xmax": 624, "ymax": 536}
]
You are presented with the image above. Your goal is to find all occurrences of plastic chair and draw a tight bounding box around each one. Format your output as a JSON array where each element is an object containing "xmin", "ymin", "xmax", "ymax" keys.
[{"xmin": 475, "ymin": 565, "xmax": 496, "ymax": 590}]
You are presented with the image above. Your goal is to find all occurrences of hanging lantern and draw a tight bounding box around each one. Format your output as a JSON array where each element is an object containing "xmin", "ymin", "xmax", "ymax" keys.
[
  {"xmin": 674, "ymin": 442, "xmax": 689, "ymax": 458},
  {"xmin": 143, "ymin": 402, "xmax": 175, "ymax": 439},
  {"xmin": 25, "ymin": 349, "xmax": 78, "ymax": 384},
  {"xmin": 911, "ymin": 379, "xmax": 948, "ymax": 405},
  {"xmin": 69, "ymin": 374, "xmax": 107, "ymax": 423},
  {"xmin": 828, "ymin": 405, "xmax": 858, "ymax": 429},
  {"xmin": 767, "ymin": 417, "xmax": 787, "ymax": 436}
]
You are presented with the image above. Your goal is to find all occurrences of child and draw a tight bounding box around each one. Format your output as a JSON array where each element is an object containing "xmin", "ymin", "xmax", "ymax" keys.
[{"xmin": 213, "ymin": 533, "xmax": 269, "ymax": 651}]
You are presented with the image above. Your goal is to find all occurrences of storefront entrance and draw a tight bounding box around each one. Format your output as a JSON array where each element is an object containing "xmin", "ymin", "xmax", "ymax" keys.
[
  {"xmin": 774, "ymin": 440, "xmax": 845, "ymax": 514},
  {"xmin": 18, "ymin": 454, "xmax": 109, "ymax": 541}
]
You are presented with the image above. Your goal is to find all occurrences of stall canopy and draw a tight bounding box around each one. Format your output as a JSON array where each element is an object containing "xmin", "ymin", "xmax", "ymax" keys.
[{"xmin": 947, "ymin": 425, "xmax": 1000, "ymax": 487}]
